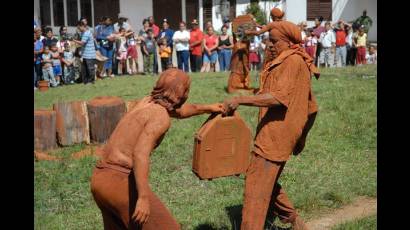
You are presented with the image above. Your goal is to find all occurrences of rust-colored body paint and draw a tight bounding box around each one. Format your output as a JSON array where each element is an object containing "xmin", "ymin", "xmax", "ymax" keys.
[
  {"xmin": 241, "ymin": 14, "xmax": 317, "ymax": 230},
  {"xmin": 53, "ymin": 101, "xmax": 90, "ymax": 146},
  {"xmin": 87, "ymin": 96, "xmax": 126, "ymax": 144},
  {"xmin": 34, "ymin": 110, "xmax": 57, "ymax": 151},
  {"xmin": 193, "ymin": 112, "xmax": 252, "ymax": 179},
  {"xmin": 227, "ymin": 40, "xmax": 251, "ymax": 93},
  {"xmin": 126, "ymin": 99, "xmax": 141, "ymax": 112}
]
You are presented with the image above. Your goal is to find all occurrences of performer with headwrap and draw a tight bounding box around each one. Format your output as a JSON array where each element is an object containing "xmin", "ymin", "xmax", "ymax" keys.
[
  {"xmin": 90, "ymin": 68, "xmax": 224, "ymax": 230},
  {"xmin": 223, "ymin": 8, "xmax": 320, "ymax": 230},
  {"xmin": 227, "ymin": 34, "xmax": 251, "ymax": 93}
]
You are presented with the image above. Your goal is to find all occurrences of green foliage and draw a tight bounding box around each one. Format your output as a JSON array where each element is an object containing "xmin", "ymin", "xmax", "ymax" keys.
[{"xmin": 245, "ymin": 2, "xmax": 267, "ymax": 25}]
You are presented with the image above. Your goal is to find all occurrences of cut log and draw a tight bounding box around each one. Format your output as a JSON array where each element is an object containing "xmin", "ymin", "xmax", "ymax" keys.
[
  {"xmin": 53, "ymin": 101, "xmax": 90, "ymax": 146},
  {"xmin": 87, "ymin": 96, "xmax": 126, "ymax": 143},
  {"xmin": 126, "ymin": 99, "xmax": 141, "ymax": 112},
  {"xmin": 34, "ymin": 110, "xmax": 57, "ymax": 151}
]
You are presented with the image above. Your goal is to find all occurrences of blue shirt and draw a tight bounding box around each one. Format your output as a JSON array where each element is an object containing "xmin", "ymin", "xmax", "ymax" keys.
[
  {"xmin": 95, "ymin": 25, "xmax": 114, "ymax": 40},
  {"xmin": 34, "ymin": 40, "xmax": 43, "ymax": 64},
  {"xmin": 81, "ymin": 30, "xmax": 96, "ymax": 59},
  {"xmin": 159, "ymin": 28, "xmax": 175, "ymax": 48}
]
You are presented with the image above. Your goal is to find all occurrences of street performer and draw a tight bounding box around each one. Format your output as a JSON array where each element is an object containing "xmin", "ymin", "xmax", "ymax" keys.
[{"xmin": 223, "ymin": 8, "xmax": 320, "ymax": 230}]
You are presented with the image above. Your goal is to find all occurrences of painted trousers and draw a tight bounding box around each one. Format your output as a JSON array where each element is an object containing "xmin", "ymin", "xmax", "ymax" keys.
[
  {"xmin": 91, "ymin": 161, "xmax": 180, "ymax": 230},
  {"xmin": 241, "ymin": 153, "xmax": 297, "ymax": 230}
]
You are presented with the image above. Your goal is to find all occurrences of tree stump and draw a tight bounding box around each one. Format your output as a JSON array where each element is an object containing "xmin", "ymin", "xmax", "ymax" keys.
[
  {"xmin": 87, "ymin": 96, "xmax": 126, "ymax": 143},
  {"xmin": 126, "ymin": 99, "xmax": 141, "ymax": 112},
  {"xmin": 34, "ymin": 110, "xmax": 57, "ymax": 151},
  {"xmin": 53, "ymin": 101, "xmax": 90, "ymax": 146}
]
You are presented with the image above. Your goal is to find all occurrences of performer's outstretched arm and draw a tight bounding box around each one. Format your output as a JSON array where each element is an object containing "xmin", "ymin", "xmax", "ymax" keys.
[{"xmin": 171, "ymin": 103, "xmax": 225, "ymax": 119}]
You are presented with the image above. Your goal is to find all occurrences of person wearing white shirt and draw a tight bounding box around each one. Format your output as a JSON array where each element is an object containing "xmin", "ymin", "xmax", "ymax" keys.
[
  {"xmin": 172, "ymin": 22, "xmax": 191, "ymax": 72},
  {"xmin": 319, "ymin": 22, "xmax": 336, "ymax": 67}
]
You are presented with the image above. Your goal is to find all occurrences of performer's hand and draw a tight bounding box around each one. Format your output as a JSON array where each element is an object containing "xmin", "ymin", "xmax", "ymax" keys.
[
  {"xmin": 208, "ymin": 103, "xmax": 225, "ymax": 114},
  {"xmin": 223, "ymin": 98, "xmax": 239, "ymax": 115},
  {"xmin": 132, "ymin": 197, "xmax": 150, "ymax": 224}
]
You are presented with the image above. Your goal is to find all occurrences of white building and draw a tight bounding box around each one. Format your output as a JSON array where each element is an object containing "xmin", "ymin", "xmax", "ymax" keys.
[{"xmin": 34, "ymin": 0, "xmax": 376, "ymax": 41}]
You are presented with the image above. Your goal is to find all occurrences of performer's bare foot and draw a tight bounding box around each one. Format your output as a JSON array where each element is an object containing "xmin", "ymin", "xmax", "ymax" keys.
[{"xmin": 291, "ymin": 216, "xmax": 309, "ymax": 230}]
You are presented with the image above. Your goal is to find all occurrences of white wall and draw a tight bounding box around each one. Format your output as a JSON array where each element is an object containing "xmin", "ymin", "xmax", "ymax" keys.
[
  {"xmin": 285, "ymin": 0, "xmax": 307, "ymax": 25},
  {"xmin": 235, "ymin": 0, "xmax": 249, "ymax": 16},
  {"xmin": 34, "ymin": 0, "xmax": 40, "ymax": 25},
  {"xmin": 120, "ymin": 0, "xmax": 153, "ymax": 33},
  {"xmin": 339, "ymin": 0, "xmax": 377, "ymax": 41}
]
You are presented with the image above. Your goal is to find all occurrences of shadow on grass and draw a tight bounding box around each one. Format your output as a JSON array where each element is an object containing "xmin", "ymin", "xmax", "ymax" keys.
[{"xmin": 194, "ymin": 204, "xmax": 289, "ymax": 230}]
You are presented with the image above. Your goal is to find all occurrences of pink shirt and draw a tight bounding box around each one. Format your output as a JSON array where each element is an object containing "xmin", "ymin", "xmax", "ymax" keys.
[{"xmin": 204, "ymin": 34, "xmax": 218, "ymax": 48}]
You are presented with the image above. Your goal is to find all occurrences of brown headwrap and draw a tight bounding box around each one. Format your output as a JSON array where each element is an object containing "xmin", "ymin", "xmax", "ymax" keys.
[
  {"xmin": 270, "ymin": 8, "xmax": 285, "ymax": 20},
  {"xmin": 150, "ymin": 68, "xmax": 191, "ymax": 111},
  {"xmin": 266, "ymin": 21, "xmax": 320, "ymax": 79}
]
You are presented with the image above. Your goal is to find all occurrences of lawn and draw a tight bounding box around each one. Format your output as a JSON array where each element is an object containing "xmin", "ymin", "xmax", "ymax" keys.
[
  {"xmin": 34, "ymin": 65, "xmax": 377, "ymax": 229},
  {"xmin": 332, "ymin": 215, "xmax": 376, "ymax": 230}
]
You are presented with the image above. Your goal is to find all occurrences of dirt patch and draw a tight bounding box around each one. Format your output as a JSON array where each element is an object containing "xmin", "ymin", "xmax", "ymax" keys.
[
  {"xmin": 34, "ymin": 151, "xmax": 62, "ymax": 161},
  {"xmin": 306, "ymin": 196, "xmax": 377, "ymax": 230}
]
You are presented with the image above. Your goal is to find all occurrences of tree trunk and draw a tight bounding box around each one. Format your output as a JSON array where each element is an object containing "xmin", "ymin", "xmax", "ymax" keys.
[
  {"xmin": 53, "ymin": 101, "xmax": 90, "ymax": 146},
  {"xmin": 34, "ymin": 110, "xmax": 57, "ymax": 151},
  {"xmin": 87, "ymin": 96, "xmax": 126, "ymax": 144}
]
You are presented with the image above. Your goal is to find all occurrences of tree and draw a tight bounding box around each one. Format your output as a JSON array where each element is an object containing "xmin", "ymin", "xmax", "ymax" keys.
[{"xmin": 245, "ymin": 2, "xmax": 267, "ymax": 25}]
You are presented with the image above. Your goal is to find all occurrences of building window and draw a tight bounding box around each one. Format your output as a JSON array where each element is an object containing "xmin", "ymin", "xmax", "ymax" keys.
[
  {"xmin": 94, "ymin": 0, "xmax": 119, "ymax": 26},
  {"xmin": 203, "ymin": 0, "xmax": 212, "ymax": 29},
  {"xmin": 53, "ymin": 0, "xmax": 65, "ymax": 26},
  {"xmin": 81, "ymin": 0, "xmax": 92, "ymax": 24},
  {"xmin": 67, "ymin": 0, "xmax": 79, "ymax": 26},
  {"xmin": 40, "ymin": 0, "xmax": 51, "ymax": 26},
  {"xmin": 307, "ymin": 0, "xmax": 332, "ymax": 21}
]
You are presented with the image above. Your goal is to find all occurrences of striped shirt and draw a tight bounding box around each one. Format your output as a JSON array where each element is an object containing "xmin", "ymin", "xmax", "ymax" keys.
[{"xmin": 81, "ymin": 29, "xmax": 96, "ymax": 59}]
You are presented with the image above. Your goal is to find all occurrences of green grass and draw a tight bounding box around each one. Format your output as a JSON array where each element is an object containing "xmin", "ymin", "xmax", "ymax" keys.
[
  {"xmin": 34, "ymin": 65, "xmax": 377, "ymax": 229},
  {"xmin": 332, "ymin": 215, "xmax": 377, "ymax": 230}
]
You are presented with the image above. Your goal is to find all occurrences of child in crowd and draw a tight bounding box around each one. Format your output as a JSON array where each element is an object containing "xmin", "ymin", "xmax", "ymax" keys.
[
  {"xmin": 62, "ymin": 43, "xmax": 75, "ymax": 84},
  {"xmin": 249, "ymin": 37, "xmax": 260, "ymax": 71},
  {"xmin": 50, "ymin": 43, "xmax": 62, "ymax": 85},
  {"xmin": 354, "ymin": 26, "xmax": 367, "ymax": 65},
  {"xmin": 304, "ymin": 28, "xmax": 318, "ymax": 59},
  {"xmin": 141, "ymin": 28, "xmax": 156, "ymax": 75},
  {"xmin": 41, "ymin": 46, "xmax": 58, "ymax": 87},
  {"xmin": 366, "ymin": 45, "xmax": 377, "ymax": 64},
  {"xmin": 116, "ymin": 28, "xmax": 128, "ymax": 75},
  {"xmin": 126, "ymin": 32, "xmax": 138, "ymax": 75},
  {"xmin": 159, "ymin": 38, "xmax": 171, "ymax": 71}
]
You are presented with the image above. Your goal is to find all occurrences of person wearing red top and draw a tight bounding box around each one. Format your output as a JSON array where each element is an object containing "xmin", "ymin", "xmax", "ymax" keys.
[
  {"xmin": 200, "ymin": 26, "xmax": 219, "ymax": 72},
  {"xmin": 148, "ymin": 16, "xmax": 160, "ymax": 38},
  {"xmin": 334, "ymin": 20, "xmax": 348, "ymax": 67},
  {"xmin": 189, "ymin": 19, "xmax": 204, "ymax": 72},
  {"xmin": 311, "ymin": 16, "xmax": 325, "ymax": 66}
]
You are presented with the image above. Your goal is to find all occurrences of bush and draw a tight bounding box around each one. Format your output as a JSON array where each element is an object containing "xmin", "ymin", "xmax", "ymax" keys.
[{"xmin": 245, "ymin": 2, "xmax": 267, "ymax": 25}]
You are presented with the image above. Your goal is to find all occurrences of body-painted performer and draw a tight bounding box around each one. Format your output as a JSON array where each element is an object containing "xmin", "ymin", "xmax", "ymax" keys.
[
  {"xmin": 227, "ymin": 35, "xmax": 251, "ymax": 93},
  {"xmin": 224, "ymin": 8, "xmax": 320, "ymax": 230},
  {"xmin": 90, "ymin": 68, "xmax": 224, "ymax": 230}
]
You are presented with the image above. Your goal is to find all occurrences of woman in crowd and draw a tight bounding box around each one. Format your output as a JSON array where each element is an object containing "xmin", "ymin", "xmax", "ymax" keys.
[
  {"xmin": 201, "ymin": 26, "xmax": 219, "ymax": 72},
  {"xmin": 217, "ymin": 25, "xmax": 233, "ymax": 72}
]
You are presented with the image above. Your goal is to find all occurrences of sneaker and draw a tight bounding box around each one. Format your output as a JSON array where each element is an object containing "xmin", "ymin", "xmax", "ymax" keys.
[
  {"xmin": 70, "ymin": 81, "xmax": 75, "ymax": 84},
  {"xmin": 34, "ymin": 87, "xmax": 38, "ymax": 90},
  {"xmin": 110, "ymin": 74, "xmax": 115, "ymax": 78}
]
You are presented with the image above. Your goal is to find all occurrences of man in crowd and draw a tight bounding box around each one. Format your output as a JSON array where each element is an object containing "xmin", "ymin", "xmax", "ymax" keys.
[
  {"xmin": 73, "ymin": 21, "xmax": 97, "ymax": 84},
  {"xmin": 173, "ymin": 21, "xmax": 190, "ymax": 72},
  {"xmin": 354, "ymin": 10, "xmax": 373, "ymax": 34},
  {"xmin": 319, "ymin": 22, "xmax": 336, "ymax": 68},
  {"xmin": 148, "ymin": 16, "xmax": 160, "ymax": 74},
  {"xmin": 334, "ymin": 20, "xmax": 348, "ymax": 67},
  {"xmin": 189, "ymin": 19, "xmax": 203, "ymax": 72}
]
